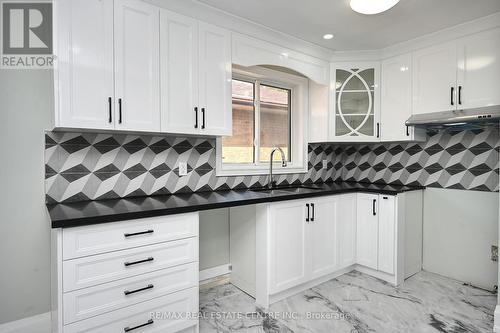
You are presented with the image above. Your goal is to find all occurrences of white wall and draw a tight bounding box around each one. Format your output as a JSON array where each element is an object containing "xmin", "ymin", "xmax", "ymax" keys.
[
  {"xmin": 199, "ymin": 208, "xmax": 230, "ymax": 270},
  {"xmin": 0, "ymin": 69, "xmax": 53, "ymax": 323},
  {"xmin": 423, "ymin": 188, "xmax": 499, "ymax": 290}
]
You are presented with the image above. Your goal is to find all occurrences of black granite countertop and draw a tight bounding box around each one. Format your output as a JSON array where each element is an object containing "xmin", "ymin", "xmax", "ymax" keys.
[{"xmin": 47, "ymin": 181, "xmax": 424, "ymax": 228}]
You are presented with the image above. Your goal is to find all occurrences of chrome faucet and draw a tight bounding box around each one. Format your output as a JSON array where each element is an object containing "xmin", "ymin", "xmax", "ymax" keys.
[{"xmin": 268, "ymin": 147, "xmax": 287, "ymax": 189}]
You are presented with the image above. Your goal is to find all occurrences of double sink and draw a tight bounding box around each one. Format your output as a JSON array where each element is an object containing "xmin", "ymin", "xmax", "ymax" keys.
[{"xmin": 249, "ymin": 185, "xmax": 323, "ymax": 195}]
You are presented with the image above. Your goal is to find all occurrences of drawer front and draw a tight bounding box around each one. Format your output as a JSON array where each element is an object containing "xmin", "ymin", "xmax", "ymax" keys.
[
  {"xmin": 64, "ymin": 287, "xmax": 199, "ymax": 333},
  {"xmin": 63, "ymin": 238, "xmax": 198, "ymax": 291},
  {"xmin": 63, "ymin": 213, "xmax": 199, "ymax": 260},
  {"xmin": 64, "ymin": 262, "xmax": 199, "ymax": 324}
]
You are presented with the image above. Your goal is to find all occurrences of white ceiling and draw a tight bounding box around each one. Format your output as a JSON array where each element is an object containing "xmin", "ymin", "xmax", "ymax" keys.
[{"xmin": 197, "ymin": 0, "xmax": 500, "ymax": 50}]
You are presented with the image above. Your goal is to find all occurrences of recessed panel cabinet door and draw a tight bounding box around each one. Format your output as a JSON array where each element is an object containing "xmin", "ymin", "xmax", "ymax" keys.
[
  {"xmin": 356, "ymin": 193, "xmax": 379, "ymax": 270},
  {"xmin": 336, "ymin": 194, "xmax": 357, "ymax": 269},
  {"xmin": 269, "ymin": 200, "xmax": 308, "ymax": 294},
  {"xmin": 114, "ymin": 0, "xmax": 160, "ymax": 132},
  {"xmin": 412, "ymin": 41, "xmax": 458, "ymax": 115},
  {"xmin": 310, "ymin": 197, "xmax": 337, "ymax": 279},
  {"xmin": 457, "ymin": 28, "xmax": 500, "ymax": 110},
  {"xmin": 56, "ymin": 0, "xmax": 114, "ymax": 129},
  {"xmin": 378, "ymin": 195, "xmax": 396, "ymax": 275},
  {"xmin": 198, "ymin": 22, "xmax": 232, "ymax": 136},
  {"xmin": 160, "ymin": 10, "xmax": 199, "ymax": 134}
]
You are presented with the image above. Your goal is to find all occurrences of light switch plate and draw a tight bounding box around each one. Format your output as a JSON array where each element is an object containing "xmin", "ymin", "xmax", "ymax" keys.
[
  {"xmin": 322, "ymin": 160, "xmax": 328, "ymax": 170},
  {"xmin": 178, "ymin": 162, "xmax": 188, "ymax": 176}
]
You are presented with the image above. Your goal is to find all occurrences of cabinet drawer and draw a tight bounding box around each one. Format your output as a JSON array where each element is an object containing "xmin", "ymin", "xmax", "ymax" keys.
[
  {"xmin": 62, "ymin": 213, "xmax": 199, "ymax": 260},
  {"xmin": 64, "ymin": 287, "xmax": 199, "ymax": 333},
  {"xmin": 64, "ymin": 262, "xmax": 198, "ymax": 324},
  {"xmin": 63, "ymin": 238, "xmax": 198, "ymax": 291}
]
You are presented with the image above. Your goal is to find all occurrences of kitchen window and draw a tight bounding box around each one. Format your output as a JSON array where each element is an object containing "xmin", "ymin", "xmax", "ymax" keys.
[{"xmin": 216, "ymin": 66, "xmax": 308, "ymax": 176}]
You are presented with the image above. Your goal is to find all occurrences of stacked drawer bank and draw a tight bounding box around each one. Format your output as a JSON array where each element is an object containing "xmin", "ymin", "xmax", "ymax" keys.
[{"xmin": 51, "ymin": 213, "xmax": 200, "ymax": 333}]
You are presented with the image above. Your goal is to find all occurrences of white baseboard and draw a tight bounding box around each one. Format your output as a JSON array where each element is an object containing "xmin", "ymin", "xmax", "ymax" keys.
[
  {"xmin": 0, "ymin": 312, "xmax": 51, "ymax": 333},
  {"xmin": 199, "ymin": 264, "xmax": 231, "ymax": 283},
  {"xmin": 494, "ymin": 305, "xmax": 500, "ymax": 333}
]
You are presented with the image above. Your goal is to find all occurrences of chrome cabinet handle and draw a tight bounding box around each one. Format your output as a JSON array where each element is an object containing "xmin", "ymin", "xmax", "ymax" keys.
[
  {"xmin": 124, "ymin": 319, "xmax": 154, "ymax": 332},
  {"xmin": 124, "ymin": 230, "xmax": 154, "ymax": 238},
  {"xmin": 124, "ymin": 257, "xmax": 154, "ymax": 267},
  {"xmin": 124, "ymin": 284, "xmax": 154, "ymax": 296}
]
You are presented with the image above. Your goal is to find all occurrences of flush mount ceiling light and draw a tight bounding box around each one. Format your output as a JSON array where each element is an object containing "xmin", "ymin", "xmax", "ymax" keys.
[
  {"xmin": 350, "ymin": 0, "xmax": 400, "ymax": 15},
  {"xmin": 323, "ymin": 34, "xmax": 334, "ymax": 40}
]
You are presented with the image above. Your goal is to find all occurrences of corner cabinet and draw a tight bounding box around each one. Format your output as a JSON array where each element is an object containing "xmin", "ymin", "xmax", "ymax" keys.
[
  {"xmin": 160, "ymin": 10, "xmax": 232, "ymax": 136},
  {"xmin": 55, "ymin": 0, "xmax": 160, "ymax": 132},
  {"xmin": 331, "ymin": 62, "xmax": 381, "ymax": 142}
]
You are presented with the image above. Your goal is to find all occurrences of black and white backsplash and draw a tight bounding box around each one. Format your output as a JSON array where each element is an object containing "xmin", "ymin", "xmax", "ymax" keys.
[
  {"xmin": 45, "ymin": 132, "xmax": 342, "ymax": 203},
  {"xmin": 45, "ymin": 127, "xmax": 499, "ymax": 203},
  {"xmin": 338, "ymin": 128, "xmax": 499, "ymax": 192}
]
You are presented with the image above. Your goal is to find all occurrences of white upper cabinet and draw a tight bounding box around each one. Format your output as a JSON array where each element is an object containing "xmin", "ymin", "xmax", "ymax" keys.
[
  {"xmin": 159, "ymin": 15, "xmax": 232, "ymax": 136},
  {"xmin": 198, "ymin": 23, "xmax": 232, "ymax": 136},
  {"xmin": 55, "ymin": 0, "xmax": 160, "ymax": 132},
  {"xmin": 412, "ymin": 40, "xmax": 458, "ymax": 115},
  {"xmin": 160, "ymin": 10, "xmax": 199, "ymax": 134},
  {"xmin": 457, "ymin": 28, "xmax": 500, "ymax": 110},
  {"xmin": 413, "ymin": 28, "xmax": 500, "ymax": 115},
  {"xmin": 381, "ymin": 53, "xmax": 425, "ymax": 142},
  {"xmin": 55, "ymin": 0, "xmax": 114, "ymax": 130},
  {"xmin": 114, "ymin": 0, "xmax": 160, "ymax": 132},
  {"xmin": 332, "ymin": 62, "xmax": 381, "ymax": 142}
]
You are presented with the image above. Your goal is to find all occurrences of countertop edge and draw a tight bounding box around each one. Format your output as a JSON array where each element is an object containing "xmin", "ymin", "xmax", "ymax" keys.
[{"xmin": 48, "ymin": 184, "xmax": 425, "ymax": 228}]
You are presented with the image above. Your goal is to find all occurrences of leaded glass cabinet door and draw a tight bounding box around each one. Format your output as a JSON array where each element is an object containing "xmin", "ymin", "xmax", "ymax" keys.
[{"xmin": 332, "ymin": 63, "xmax": 380, "ymax": 142}]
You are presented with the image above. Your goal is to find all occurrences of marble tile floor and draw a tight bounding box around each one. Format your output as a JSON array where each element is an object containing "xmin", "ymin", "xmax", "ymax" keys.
[{"xmin": 199, "ymin": 271, "xmax": 497, "ymax": 333}]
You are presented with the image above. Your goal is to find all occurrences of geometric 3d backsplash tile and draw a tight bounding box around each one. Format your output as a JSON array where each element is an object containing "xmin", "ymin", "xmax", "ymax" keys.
[
  {"xmin": 45, "ymin": 131, "xmax": 342, "ymax": 203},
  {"xmin": 45, "ymin": 127, "xmax": 499, "ymax": 204},
  {"xmin": 339, "ymin": 127, "xmax": 499, "ymax": 192}
]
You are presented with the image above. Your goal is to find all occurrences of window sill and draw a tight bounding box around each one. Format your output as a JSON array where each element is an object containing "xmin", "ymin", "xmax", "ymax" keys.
[{"xmin": 215, "ymin": 164, "xmax": 307, "ymax": 177}]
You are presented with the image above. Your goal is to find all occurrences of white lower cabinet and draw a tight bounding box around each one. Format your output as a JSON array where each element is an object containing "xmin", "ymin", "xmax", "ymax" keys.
[
  {"xmin": 51, "ymin": 213, "xmax": 200, "ymax": 333},
  {"xmin": 231, "ymin": 191, "xmax": 423, "ymax": 308}
]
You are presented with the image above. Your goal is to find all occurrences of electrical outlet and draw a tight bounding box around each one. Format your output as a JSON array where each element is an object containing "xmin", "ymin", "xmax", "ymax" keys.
[
  {"xmin": 491, "ymin": 245, "xmax": 498, "ymax": 262},
  {"xmin": 178, "ymin": 162, "xmax": 188, "ymax": 176},
  {"xmin": 322, "ymin": 160, "xmax": 328, "ymax": 170}
]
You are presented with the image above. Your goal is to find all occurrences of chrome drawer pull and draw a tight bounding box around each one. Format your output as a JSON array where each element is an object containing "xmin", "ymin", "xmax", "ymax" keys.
[
  {"xmin": 124, "ymin": 230, "xmax": 154, "ymax": 238},
  {"xmin": 124, "ymin": 257, "xmax": 154, "ymax": 267},
  {"xmin": 124, "ymin": 319, "xmax": 154, "ymax": 332},
  {"xmin": 124, "ymin": 284, "xmax": 154, "ymax": 296}
]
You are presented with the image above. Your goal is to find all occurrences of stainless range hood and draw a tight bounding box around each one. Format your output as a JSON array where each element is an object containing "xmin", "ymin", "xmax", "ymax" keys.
[{"xmin": 406, "ymin": 106, "xmax": 500, "ymax": 129}]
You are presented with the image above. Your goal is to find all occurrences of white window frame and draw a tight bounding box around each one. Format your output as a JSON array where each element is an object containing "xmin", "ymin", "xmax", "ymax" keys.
[{"xmin": 216, "ymin": 66, "xmax": 309, "ymax": 176}]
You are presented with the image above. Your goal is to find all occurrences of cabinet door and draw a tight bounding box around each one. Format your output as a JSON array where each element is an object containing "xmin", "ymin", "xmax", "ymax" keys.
[
  {"xmin": 412, "ymin": 41, "xmax": 458, "ymax": 115},
  {"xmin": 336, "ymin": 194, "xmax": 357, "ymax": 269},
  {"xmin": 378, "ymin": 195, "xmax": 396, "ymax": 275},
  {"xmin": 114, "ymin": 0, "xmax": 160, "ymax": 132},
  {"xmin": 457, "ymin": 28, "xmax": 500, "ymax": 110},
  {"xmin": 310, "ymin": 197, "xmax": 337, "ymax": 279},
  {"xmin": 160, "ymin": 10, "xmax": 199, "ymax": 135},
  {"xmin": 356, "ymin": 193, "xmax": 378, "ymax": 270},
  {"xmin": 269, "ymin": 200, "xmax": 308, "ymax": 294},
  {"xmin": 56, "ymin": 0, "xmax": 114, "ymax": 129},
  {"xmin": 333, "ymin": 63, "xmax": 380, "ymax": 142},
  {"xmin": 198, "ymin": 22, "xmax": 232, "ymax": 136},
  {"xmin": 381, "ymin": 54, "xmax": 416, "ymax": 142}
]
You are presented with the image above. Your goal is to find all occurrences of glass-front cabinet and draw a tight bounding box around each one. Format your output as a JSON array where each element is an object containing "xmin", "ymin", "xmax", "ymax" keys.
[{"xmin": 332, "ymin": 63, "xmax": 380, "ymax": 142}]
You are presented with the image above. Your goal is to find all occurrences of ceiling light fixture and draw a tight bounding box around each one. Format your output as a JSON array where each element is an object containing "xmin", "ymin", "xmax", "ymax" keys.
[
  {"xmin": 323, "ymin": 34, "xmax": 334, "ymax": 40},
  {"xmin": 350, "ymin": 0, "xmax": 400, "ymax": 15}
]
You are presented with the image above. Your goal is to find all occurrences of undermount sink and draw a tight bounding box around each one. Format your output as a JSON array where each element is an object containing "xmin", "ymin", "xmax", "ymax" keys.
[{"xmin": 249, "ymin": 185, "xmax": 323, "ymax": 195}]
